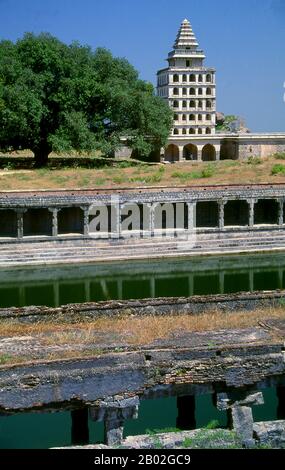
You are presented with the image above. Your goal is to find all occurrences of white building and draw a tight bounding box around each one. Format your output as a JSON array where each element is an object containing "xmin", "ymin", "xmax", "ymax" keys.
[{"xmin": 157, "ymin": 18, "xmax": 219, "ymax": 162}]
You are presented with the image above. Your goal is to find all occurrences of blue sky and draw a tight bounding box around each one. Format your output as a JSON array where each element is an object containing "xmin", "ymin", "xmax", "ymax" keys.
[{"xmin": 1, "ymin": 0, "xmax": 285, "ymax": 132}]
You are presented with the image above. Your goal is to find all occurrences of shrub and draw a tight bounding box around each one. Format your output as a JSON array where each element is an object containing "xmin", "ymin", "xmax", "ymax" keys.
[
  {"xmin": 271, "ymin": 164, "xmax": 285, "ymax": 175},
  {"xmin": 247, "ymin": 156, "xmax": 262, "ymax": 165}
]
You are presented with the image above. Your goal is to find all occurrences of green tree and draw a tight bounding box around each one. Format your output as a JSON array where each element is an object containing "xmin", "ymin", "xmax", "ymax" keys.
[{"xmin": 0, "ymin": 33, "xmax": 172, "ymax": 166}]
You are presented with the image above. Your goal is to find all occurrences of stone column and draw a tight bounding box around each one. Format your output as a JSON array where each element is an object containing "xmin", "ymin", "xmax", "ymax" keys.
[
  {"xmin": 218, "ymin": 201, "xmax": 225, "ymax": 230},
  {"xmin": 71, "ymin": 408, "xmax": 89, "ymax": 446},
  {"xmin": 216, "ymin": 391, "xmax": 264, "ymax": 447},
  {"xmin": 48, "ymin": 208, "xmax": 58, "ymax": 237},
  {"xmin": 114, "ymin": 202, "xmax": 121, "ymax": 239},
  {"xmin": 197, "ymin": 148, "xmax": 203, "ymax": 162},
  {"xmin": 149, "ymin": 203, "xmax": 156, "ymax": 237},
  {"xmin": 248, "ymin": 199, "xmax": 256, "ymax": 228},
  {"xmin": 84, "ymin": 207, "xmax": 90, "ymax": 236},
  {"xmin": 278, "ymin": 200, "xmax": 284, "ymax": 226},
  {"xmin": 178, "ymin": 146, "xmax": 184, "ymax": 162},
  {"xmin": 176, "ymin": 395, "xmax": 196, "ymax": 430},
  {"xmin": 90, "ymin": 397, "xmax": 139, "ymax": 447},
  {"xmin": 215, "ymin": 149, "xmax": 221, "ymax": 161},
  {"xmin": 16, "ymin": 209, "xmax": 25, "ymax": 239},
  {"xmin": 187, "ymin": 202, "xmax": 196, "ymax": 231},
  {"xmin": 80, "ymin": 206, "xmax": 90, "ymax": 237}
]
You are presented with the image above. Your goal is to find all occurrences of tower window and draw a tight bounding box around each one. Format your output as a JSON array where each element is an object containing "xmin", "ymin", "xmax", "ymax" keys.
[
  {"xmin": 186, "ymin": 60, "xmax": 192, "ymax": 67},
  {"xmin": 198, "ymin": 128, "xmax": 203, "ymax": 134},
  {"xmin": 198, "ymin": 100, "xmax": 203, "ymax": 108},
  {"xmin": 189, "ymin": 74, "xmax": 196, "ymax": 82},
  {"xmin": 189, "ymin": 114, "xmax": 195, "ymax": 121},
  {"xmin": 198, "ymin": 88, "xmax": 203, "ymax": 95},
  {"xmin": 182, "ymin": 114, "xmax": 187, "ymax": 121},
  {"xmin": 189, "ymin": 128, "xmax": 196, "ymax": 134},
  {"xmin": 190, "ymin": 100, "xmax": 196, "ymax": 108},
  {"xmin": 182, "ymin": 101, "xmax": 187, "ymax": 108},
  {"xmin": 174, "ymin": 114, "xmax": 179, "ymax": 121},
  {"xmin": 189, "ymin": 88, "xmax": 195, "ymax": 96},
  {"xmin": 173, "ymin": 128, "xmax": 179, "ymax": 135},
  {"xmin": 173, "ymin": 74, "xmax": 179, "ymax": 83},
  {"xmin": 206, "ymin": 88, "xmax": 212, "ymax": 95},
  {"xmin": 198, "ymin": 114, "xmax": 202, "ymax": 121},
  {"xmin": 206, "ymin": 74, "xmax": 212, "ymax": 83},
  {"xmin": 206, "ymin": 114, "xmax": 211, "ymax": 121},
  {"xmin": 198, "ymin": 74, "xmax": 203, "ymax": 82},
  {"xmin": 182, "ymin": 74, "xmax": 187, "ymax": 82},
  {"xmin": 182, "ymin": 88, "xmax": 187, "ymax": 95},
  {"xmin": 206, "ymin": 128, "xmax": 212, "ymax": 134},
  {"xmin": 182, "ymin": 128, "xmax": 187, "ymax": 135},
  {"xmin": 173, "ymin": 87, "xmax": 179, "ymax": 96}
]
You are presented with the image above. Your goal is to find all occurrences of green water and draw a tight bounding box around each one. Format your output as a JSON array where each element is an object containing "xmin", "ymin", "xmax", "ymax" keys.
[
  {"xmin": 0, "ymin": 389, "xmax": 278, "ymax": 449},
  {"xmin": 0, "ymin": 252, "xmax": 285, "ymax": 308}
]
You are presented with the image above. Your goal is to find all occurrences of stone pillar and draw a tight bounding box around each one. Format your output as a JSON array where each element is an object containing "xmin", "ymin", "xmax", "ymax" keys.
[
  {"xmin": 218, "ymin": 201, "xmax": 225, "ymax": 230},
  {"xmin": 231, "ymin": 406, "xmax": 254, "ymax": 444},
  {"xmin": 71, "ymin": 408, "xmax": 89, "ymax": 446},
  {"xmin": 178, "ymin": 146, "xmax": 184, "ymax": 162},
  {"xmin": 114, "ymin": 202, "xmax": 121, "ymax": 239},
  {"xmin": 187, "ymin": 202, "xmax": 196, "ymax": 231},
  {"xmin": 197, "ymin": 148, "xmax": 203, "ymax": 162},
  {"xmin": 277, "ymin": 386, "xmax": 285, "ymax": 420},
  {"xmin": 149, "ymin": 203, "xmax": 156, "ymax": 237},
  {"xmin": 278, "ymin": 200, "xmax": 284, "ymax": 226},
  {"xmin": 48, "ymin": 208, "xmax": 58, "ymax": 237},
  {"xmin": 176, "ymin": 395, "xmax": 196, "ymax": 430},
  {"xmin": 83, "ymin": 207, "xmax": 90, "ymax": 236},
  {"xmin": 216, "ymin": 391, "xmax": 264, "ymax": 447},
  {"xmin": 108, "ymin": 197, "xmax": 121, "ymax": 239},
  {"xmin": 248, "ymin": 199, "xmax": 256, "ymax": 228},
  {"xmin": 16, "ymin": 209, "xmax": 25, "ymax": 239},
  {"xmin": 89, "ymin": 397, "xmax": 139, "ymax": 447}
]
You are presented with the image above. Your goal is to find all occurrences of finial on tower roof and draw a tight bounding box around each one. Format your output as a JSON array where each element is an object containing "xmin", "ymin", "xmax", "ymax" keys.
[{"xmin": 173, "ymin": 18, "xmax": 199, "ymax": 49}]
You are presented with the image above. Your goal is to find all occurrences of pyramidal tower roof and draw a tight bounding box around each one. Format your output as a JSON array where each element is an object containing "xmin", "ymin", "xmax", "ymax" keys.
[
  {"xmin": 173, "ymin": 18, "xmax": 199, "ymax": 49},
  {"xmin": 167, "ymin": 18, "xmax": 205, "ymax": 61}
]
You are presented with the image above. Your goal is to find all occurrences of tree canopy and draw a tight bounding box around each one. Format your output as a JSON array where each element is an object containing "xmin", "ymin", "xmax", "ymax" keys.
[{"xmin": 0, "ymin": 33, "xmax": 173, "ymax": 165}]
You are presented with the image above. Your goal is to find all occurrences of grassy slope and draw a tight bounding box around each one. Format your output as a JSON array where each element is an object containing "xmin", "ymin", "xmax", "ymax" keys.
[{"xmin": 0, "ymin": 155, "xmax": 285, "ymax": 191}]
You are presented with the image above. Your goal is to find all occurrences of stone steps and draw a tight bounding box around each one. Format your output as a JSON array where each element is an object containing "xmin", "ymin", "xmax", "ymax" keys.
[{"xmin": 0, "ymin": 229, "xmax": 285, "ymax": 266}]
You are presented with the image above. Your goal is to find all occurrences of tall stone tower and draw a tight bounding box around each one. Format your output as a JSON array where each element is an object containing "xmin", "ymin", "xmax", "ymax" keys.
[{"xmin": 157, "ymin": 19, "xmax": 216, "ymax": 138}]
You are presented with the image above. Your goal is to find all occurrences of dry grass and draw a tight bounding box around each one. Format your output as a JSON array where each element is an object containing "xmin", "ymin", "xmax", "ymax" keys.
[
  {"xmin": 0, "ymin": 155, "xmax": 285, "ymax": 191},
  {"xmin": 1, "ymin": 306, "xmax": 285, "ymax": 346}
]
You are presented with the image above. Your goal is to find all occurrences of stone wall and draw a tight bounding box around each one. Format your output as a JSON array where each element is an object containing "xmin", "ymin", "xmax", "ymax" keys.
[{"xmin": 0, "ymin": 290, "xmax": 284, "ymax": 323}]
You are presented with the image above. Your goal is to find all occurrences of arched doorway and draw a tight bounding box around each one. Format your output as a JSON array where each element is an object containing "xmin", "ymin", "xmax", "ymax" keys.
[
  {"xmin": 183, "ymin": 144, "xmax": 198, "ymax": 161},
  {"xmin": 202, "ymin": 144, "xmax": 216, "ymax": 161},
  {"xmin": 165, "ymin": 144, "xmax": 179, "ymax": 162}
]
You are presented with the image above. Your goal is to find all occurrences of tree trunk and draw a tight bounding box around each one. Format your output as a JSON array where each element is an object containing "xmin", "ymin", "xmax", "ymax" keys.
[{"xmin": 33, "ymin": 147, "xmax": 50, "ymax": 168}]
